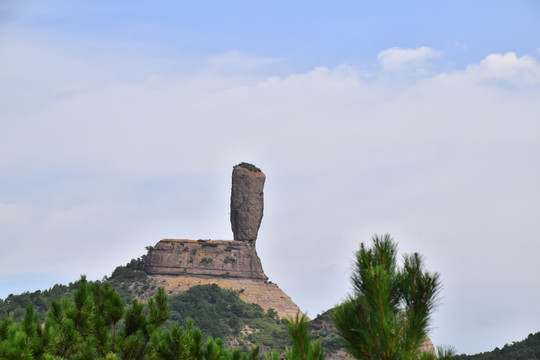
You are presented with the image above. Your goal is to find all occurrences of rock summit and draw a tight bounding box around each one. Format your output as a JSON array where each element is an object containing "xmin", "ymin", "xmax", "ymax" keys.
[{"xmin": 144, "ymin": 163, "xmax": 302, "ymax": 318}]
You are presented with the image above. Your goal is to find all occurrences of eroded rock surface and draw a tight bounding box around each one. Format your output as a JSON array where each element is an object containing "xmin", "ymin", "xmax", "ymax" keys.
[
  {"xmin": 230, "ymin": 164, "xmax": 265, "ymax": 242},
  {"xmin": 145, "ymin": 239, "xmax": 267, "ymax": 280}
]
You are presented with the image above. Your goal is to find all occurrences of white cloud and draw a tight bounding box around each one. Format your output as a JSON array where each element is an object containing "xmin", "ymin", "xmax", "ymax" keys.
[
  {"xmin": 436, "ymin": 52, "xmax": 540, "ymax": 85},
  {"xmin": 377, "ymin": 46, "xmax": 441, "ymax": 71},
  {"xmin": 468, "ymin": 52, "xmax": 540, "ymax": 83}
]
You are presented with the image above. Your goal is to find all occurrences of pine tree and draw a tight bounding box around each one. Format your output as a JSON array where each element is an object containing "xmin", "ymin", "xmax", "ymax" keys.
[
  {"xmin": 265, "ymin": 312, "xmax": 325, "ymax": 360},
  {"xmin": 333, "ymin": 234, "xmax": 441, "ymax": 360},
  {"xmin": 1, "ymin": 275, "xmax": 267, "ymax": 359}
]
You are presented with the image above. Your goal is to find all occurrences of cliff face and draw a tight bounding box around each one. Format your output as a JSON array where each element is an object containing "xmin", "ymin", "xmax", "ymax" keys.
[{"xmin": 144, "ymin": 239, "xmax": 267, "ymax": 280}]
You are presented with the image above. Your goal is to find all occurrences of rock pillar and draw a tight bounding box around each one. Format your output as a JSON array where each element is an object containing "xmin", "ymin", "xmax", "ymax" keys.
[{"xmin": 230, "ymin": 163, "xmax": 265, "ymax": 242}]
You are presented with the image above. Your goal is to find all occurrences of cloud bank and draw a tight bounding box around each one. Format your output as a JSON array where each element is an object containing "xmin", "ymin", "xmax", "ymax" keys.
[{"xmin": 1, "ymin": 31, "xmax": 539, "ymax": 354}]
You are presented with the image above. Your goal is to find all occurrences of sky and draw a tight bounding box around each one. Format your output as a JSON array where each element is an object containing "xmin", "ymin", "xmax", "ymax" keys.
[{"xmin": 1, "ymin": 0, "xmax": 539, "ymax": 355}]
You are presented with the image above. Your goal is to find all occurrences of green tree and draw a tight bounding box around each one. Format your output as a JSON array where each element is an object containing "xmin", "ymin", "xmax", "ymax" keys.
[
  {"xmin": 333, "ymin": 234, "xmax": 441, "ymax": 360},
  {"xmin": 265, "ymin": 313, "xmax": 324, "ymax": 360},
  {"xmin": 0, "ymin": 276, "xmax": 269, "ymax": 360}
]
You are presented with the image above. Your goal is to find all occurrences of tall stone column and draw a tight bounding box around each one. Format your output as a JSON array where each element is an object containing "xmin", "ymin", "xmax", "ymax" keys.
[{"xmin": 230, "ymin": 163, "xmax": 265, "ymax": 242}]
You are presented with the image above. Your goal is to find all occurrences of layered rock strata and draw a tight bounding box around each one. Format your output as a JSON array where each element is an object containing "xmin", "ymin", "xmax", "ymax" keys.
[{"xmin": 145, "ymin": 239, "xmax": 267, "ymax": 280}]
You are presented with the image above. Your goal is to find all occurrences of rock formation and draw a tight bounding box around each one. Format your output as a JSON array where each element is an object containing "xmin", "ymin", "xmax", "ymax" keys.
[
  {"xmin": 230, "ymin": 163, "xmax": 265, "ymax": 242},
  {"xmin": 144, "ymin": 163, "xmax": 302, "ymax": 318},
  {"xmin": 144, "ymin": 239, "xmax": 266, "ymax": 280}
]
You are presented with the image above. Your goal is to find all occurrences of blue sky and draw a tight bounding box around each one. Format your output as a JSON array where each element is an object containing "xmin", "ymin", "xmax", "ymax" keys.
[{"xmin": 1, "ymin": 0, "xmax": 540, "ymax": 355}]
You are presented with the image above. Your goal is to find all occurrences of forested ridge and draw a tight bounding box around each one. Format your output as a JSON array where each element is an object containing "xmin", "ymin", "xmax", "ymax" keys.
[
  {"xmin": 453, "ymin": 332, "xmax": 540, "ymax": 360},
  {"xmin": 0, "ymin": 254, "xmax": 152, "ymax": 323},
  {"xmin": 0, "ymin": 275, "xmax": 285, "ymax": 359}
]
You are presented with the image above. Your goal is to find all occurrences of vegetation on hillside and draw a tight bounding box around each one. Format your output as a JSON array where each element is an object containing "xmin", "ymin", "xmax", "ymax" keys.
[
  {"xmin": 6, "ymin": 234, "xmax": 537, "ymax": 359},
  {"xmin": 167, "ymin": 284, "xmax": 290, "ymax": 352},
  {"xmin": 453, "ymin": 332, "xmax": 540, "ymax": 360},
  {"xmin": 0, "ymin": 273, "xmax": 291, "ymax": 354},
  {"xmin": 105, "ymin": 252, "xmax": 156, "ymax": 302},
  {"xmin": 0, "ymin": 251, "xmax": 153, "ymax": 323},
  {"xmin": 308, "ymin": 309, "xmax": 343, "ymax": 354},
  {"xmin": 0, "ymin": 276, "xmax": 264, "ymax": 360},
  {"xmin": 0, "ymin": 276, "xmax": 323, "ymax": 360},
  {"xmin": 0, "ymin": 283, "xmax": 79, "ymax": 324},
  {"xmin": 266, "ymin": 313, "xmax": 325, "ymax": 360}
]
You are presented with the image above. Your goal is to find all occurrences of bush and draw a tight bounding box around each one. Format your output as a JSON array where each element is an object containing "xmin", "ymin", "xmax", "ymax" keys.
[{"xmin": 234, "ymin": 162, "xmax": 262, "ymax": 173}]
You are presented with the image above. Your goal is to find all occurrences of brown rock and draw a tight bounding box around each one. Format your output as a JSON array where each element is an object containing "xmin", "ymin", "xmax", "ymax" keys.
[
  {"xmin": 145, "ymin": 239, "xmax": 267, "ymax": 280},
  {"xmin": 230, "ymin": 163, "xmax": 265, "ymax": 242}
]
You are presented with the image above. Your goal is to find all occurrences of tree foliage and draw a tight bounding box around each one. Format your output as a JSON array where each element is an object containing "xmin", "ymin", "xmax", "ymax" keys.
[
  {"xmin": 0, "ymin": 270, "xmax": 291, "ymax": 354},
  {"xmin": 0, "ymin": 236, "xmax": 464, "ymax": 359},
  {"xmin": 168, "ymin": 284, "xmax": 290, "ymax": 352},
  {"xmin": 333, "ymin": 234, "xmax": 441, "ymax": 360},
  {"xmin": 0, "ymin": 276, "xmax": 261, "ymax": 360},
  {"xmin": 0, "ymin": 253, "xmax": 153, "ymax": 324},
  {"xmin": 265, "ymin": 313, "xmax": 324, "ymax": 360},
  {"xmin": 233, "ymin": 163, "xmax": 262, "ymax": 173}
]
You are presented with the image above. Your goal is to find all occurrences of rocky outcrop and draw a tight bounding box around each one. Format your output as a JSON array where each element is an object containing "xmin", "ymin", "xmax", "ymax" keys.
[
  {"xmin": 230, "ymin": 163, "xmax": 265, "ymax": 242},
  {"xmin": 144, "ymin": 239, "xmax": 267, "ymax": 280},
  {"xmin": 145, "ymin": 163, "xmax": 268, "ymax": 281},
  {"xmin": 143, "ymin": 163, "xmax": 302, "ymax": 319}
]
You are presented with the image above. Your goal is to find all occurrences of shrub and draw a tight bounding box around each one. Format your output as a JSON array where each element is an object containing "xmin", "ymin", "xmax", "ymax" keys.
[{"xmin": 234, "ymin": 162, "xmax": 262, "ymax": 173}]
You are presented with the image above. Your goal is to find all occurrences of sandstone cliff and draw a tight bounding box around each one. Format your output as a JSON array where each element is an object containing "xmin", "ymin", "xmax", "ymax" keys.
[{"xmin": 145, "ymin": 239, "xmax": 266, "ymax": 280}]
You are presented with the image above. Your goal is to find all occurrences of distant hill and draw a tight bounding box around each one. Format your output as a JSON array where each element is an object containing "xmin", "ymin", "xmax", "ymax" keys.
[
  {"xmin": 0, "ymin": 253, "xmax": 153, "ymax": 323},
  {"xmin": 453, "ymin": 332, "xmax": 540, "ymax": 360}
]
